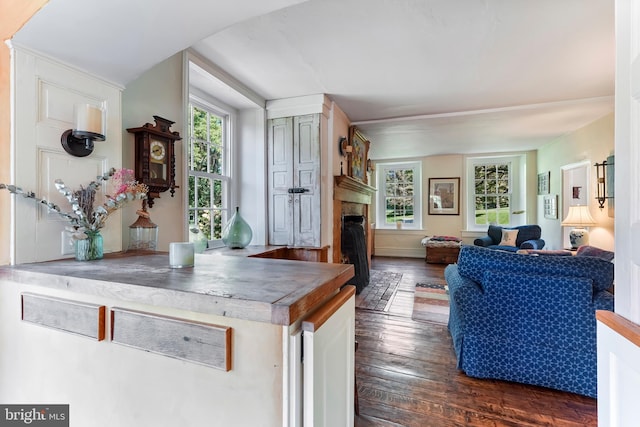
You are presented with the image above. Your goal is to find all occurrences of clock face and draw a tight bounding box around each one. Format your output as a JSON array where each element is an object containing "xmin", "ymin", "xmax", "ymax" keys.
[{"xmin": 150, "ymin": 140, "xmax": 166, "ymax": 162}]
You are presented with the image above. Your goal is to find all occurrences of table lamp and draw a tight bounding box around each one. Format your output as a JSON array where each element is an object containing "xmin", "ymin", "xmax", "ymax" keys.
[{"xmin": 561, "ymin": 205, "xmax": 596, "ymax": 249}]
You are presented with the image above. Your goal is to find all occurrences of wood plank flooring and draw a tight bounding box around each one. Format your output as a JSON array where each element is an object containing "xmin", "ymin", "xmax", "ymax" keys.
[{"xmin": 355, "ymin": 256, "xmax": 597, "ymax": 427}]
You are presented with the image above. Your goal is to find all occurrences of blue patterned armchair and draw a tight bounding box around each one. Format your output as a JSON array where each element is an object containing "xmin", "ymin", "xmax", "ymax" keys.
[
  {"xmin": 445, "ymin": 245, "xmax": 614, "ymax": 397},
  {"xmin": 474, "ymin": 224, "xmax": 545, "ymax": 252}
]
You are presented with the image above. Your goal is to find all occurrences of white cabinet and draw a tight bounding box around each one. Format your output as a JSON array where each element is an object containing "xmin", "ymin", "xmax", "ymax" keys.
[
  {"xmin": 302, "ymin": 286, "xmax": 355, "ymax": 427},
  {"xmin": 268, "ymin": 114, "xmax": 321, "ymax": 247}
]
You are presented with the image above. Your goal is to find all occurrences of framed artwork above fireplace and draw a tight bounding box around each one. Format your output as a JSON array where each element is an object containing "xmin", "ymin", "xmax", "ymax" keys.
[{"xmin": 347, "ymin": 126, "xmax": 370, "ymax": 184}]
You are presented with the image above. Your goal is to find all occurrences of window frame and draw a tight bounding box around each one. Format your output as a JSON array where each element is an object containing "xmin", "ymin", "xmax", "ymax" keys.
[
  {"xmin": 465, "ymin": 154, "xmax": 526, "ymax": 231},
  {"xmin": 187, "ymin": 97, "xmax": 233, "ymax": 245},
  {"xmin": 375, "ymin": 161, "xmax": 422, "ymax": 230}
]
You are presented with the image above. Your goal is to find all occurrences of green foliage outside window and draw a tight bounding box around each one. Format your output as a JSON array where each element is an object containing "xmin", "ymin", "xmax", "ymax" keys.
[
  {"xmin": 188, "ymin": 105, "xmax": 227, "ymax": 239},
  {"xmin": 474, "ymin": 164, "xmax": 510, "ymax": 225},
  {"xmin": 385, "ymin": 168, "xmax": 414, "ymax": 224}
]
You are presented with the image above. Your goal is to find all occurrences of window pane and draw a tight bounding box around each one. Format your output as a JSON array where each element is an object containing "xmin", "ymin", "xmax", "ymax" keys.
[
  {"xmin": 398, "ymin": 183, "xmax": 413, "ymax": 196},
  {"xmin": 385, "ymin": 198, "xmax": 397, "ymax": 224},
  {"xmin": 486, "ymin": 166, "xmax": 497, "ymax": 179},
  {"xmin": 213, "ymin": 179, "xmax": 222, "ymax": 206},
  {"xmin": 385, "ymin": 183, "xmax": 397, "ymax": 197},
  {"xmin": 196, "ymin": 177, "xmax": 211, "ymax": 208},
  {"xmin": 192, "ymin": 141, "xmax": 208, "ymax": 172},
  {"xmin": 212, "ymin": 209, "xmax": 222, "ymax": 239},
  {"xmin": 498, "ymin": 195, "xmax": 510, "ymax": 208},
  {"xmin": 209, "ymin": 115, "xmax": 222, "ymax": 144},
  {"xmin": 196, "ymin": 210, "xmax": 211, "ymax": 240},
  {"xmin": 188, "ymin": 175, "xmax": 196, "ymax": 210},
  {"xmin": 497, "ymin": 164, "xmax": 509, "ymax": 179},
  {"xmin": 210, "ymin": 143, "xmax": 222, "ymax": 175},
  {"xmin": 486, "ymin": 196, "xmax": 497, "ymax": 209},
  {"xmin": 193, "ymin": 107, "xmax": 208, "ymax": 140}
]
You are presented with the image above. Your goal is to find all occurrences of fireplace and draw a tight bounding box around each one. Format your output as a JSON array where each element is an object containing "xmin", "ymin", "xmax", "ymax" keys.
[
  {"xmin": 333, "ymin": 176, "xmax": 376, "ymax": 293},
  {"xmin": 341, "ymin": 215, "xmax": 369, "ymax": 293}
]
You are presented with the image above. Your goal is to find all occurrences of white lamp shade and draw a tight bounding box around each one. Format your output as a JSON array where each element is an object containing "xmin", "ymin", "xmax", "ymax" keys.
[{"xmin": 561, "ymin": 205, "xmax": 596, "ymax": 227}]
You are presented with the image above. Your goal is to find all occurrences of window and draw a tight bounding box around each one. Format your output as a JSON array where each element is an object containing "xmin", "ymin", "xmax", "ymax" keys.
[
  {"xmin": 466, "ymin": 154, "xmax": 526, "ymax": 231},
  {"xmin": 473, "ymin": 162, "xmax": 511, "ymax": 226},
  {"xmin": 376, "ymin": 162, "xmax": 422, "ymax": 229},
  {"xmin": 187, "ymin": 102, "xmax": 231, "ymax": 241}
]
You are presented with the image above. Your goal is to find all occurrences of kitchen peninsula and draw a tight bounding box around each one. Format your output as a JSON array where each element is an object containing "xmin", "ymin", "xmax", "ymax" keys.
[{"xmin": 0, "ymin": 251, "xmax": 356, "ymax": 427}]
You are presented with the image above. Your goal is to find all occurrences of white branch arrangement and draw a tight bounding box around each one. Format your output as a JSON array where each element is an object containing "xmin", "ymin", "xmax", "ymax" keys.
[{"xmin": 1, "ymin": 168, "xmax": 147, "ymax": 240}]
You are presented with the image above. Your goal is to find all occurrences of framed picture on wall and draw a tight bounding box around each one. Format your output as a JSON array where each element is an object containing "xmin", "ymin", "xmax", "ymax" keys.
[
  {"xmin": 428, "ymin": 177, "xmax": 460, "ymax": 215},
  {"xmin": 347, "ymin": 126, "xmax": 370, "ymax": 184},
  {"xmin": 537, "ymin": 171, "xmax": 550, "ymax": 195},
  {"xmin": 543, "ymin": 194, "xmax": 558, "ymax": 219}
]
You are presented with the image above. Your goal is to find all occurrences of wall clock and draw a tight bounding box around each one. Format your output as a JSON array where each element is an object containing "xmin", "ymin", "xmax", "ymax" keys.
[{"xmin": 127, "ymin": 116, "xmax": 182, "ymax": 208}]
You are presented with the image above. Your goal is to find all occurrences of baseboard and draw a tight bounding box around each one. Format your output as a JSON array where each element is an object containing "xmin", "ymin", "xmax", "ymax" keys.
[{"xmin": 373, "ymin": 247, "xmax": 424, "ymax": 258}]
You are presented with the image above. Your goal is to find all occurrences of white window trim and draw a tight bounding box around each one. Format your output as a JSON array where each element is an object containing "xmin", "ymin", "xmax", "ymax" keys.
[
  {"xmin": 465, "ymin": 154, "xmax": 526, "ymax": 231},
  {"xmin": 375, "ymin": 161, "xmax": 422, "ymax": 230},
  {"xmin": 187, "ymin": 97, "xmax": 234, "ymax": 245}
]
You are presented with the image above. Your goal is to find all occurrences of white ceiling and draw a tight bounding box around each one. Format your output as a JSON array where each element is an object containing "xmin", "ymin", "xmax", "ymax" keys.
[{"xmin": 12, "ymin": 0, "xmax": 614, "ymax": 160}]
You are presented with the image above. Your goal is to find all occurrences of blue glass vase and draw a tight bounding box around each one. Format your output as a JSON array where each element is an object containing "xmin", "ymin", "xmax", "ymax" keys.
[{"xmin": 222, "ymin": 207, "xmax": 252, "ymax": 249}]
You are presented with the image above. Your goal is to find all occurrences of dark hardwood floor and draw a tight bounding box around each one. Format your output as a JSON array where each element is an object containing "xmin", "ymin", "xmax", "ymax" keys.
[{"xmin": 354, "ymin": 256, "xmax": 597, "ymax": 427}]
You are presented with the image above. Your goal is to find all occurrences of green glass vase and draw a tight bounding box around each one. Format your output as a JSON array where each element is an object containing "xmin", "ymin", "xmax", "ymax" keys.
[
  {"xmin": 222, "ymin": 207, "xmax": 252, "ymax": 249},
  {"xmin": 189, "ymin": 222, "xmax": 208, "ymax": 253},
  {"xmin": 75, "ymin": 230, "xmax": 104, "ymax": 261}
]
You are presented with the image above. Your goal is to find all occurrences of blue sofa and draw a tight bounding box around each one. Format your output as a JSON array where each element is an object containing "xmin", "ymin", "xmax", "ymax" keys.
[
  {"xmin": 474, "ymin": 224, "xmax": 545, "ymax": 252},
  {"xmin": 445, "ymin": 245, "xmax": 614, "ymax": 397}
]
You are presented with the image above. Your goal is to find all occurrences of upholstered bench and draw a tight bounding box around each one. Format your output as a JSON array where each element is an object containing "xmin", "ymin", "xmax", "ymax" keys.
[{"xmin": 421, "ymin": 236, "xmax": 462, "ymax": 264}]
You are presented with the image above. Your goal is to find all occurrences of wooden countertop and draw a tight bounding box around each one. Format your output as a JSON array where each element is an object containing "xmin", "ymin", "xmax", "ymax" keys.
[{"xmin": 0, "ymin": 251, "xmax": 355, "ymax": 326}]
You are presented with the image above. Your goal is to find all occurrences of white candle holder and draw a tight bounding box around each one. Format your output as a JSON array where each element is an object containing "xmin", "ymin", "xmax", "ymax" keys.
[{"xmin": 169, "ymin": 242, "xmax": 195, "ymax": 268}]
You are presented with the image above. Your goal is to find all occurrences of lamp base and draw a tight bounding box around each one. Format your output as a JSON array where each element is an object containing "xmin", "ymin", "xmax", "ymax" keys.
[{"xmin": 569, "ymin": 227, "xmax": 589, "ymax": 249}]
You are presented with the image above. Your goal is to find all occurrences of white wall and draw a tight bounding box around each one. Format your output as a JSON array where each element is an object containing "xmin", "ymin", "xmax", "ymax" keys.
[
  {"xmin": 237, "ymin": 108, "xmax": 267, "ymax": 245},
  {"xmin": 537, "ymin": 113, "xmax": 614, "ymax": 250},
  {"xmin": 121, "ymin": 53, "xmax": 186, "ymax": 251}
]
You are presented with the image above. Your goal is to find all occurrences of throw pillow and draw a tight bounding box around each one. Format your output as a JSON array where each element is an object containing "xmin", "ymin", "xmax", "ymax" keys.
[
  {"xmin": 499, "ymin": 229, "xmax": 519, "ymax": 247},
  {"xmin": 430, "ymin": 235, "xmax": 462, "ymax": 242},
  {"xmin": 576, "ymin": 245, "xmax": 615, "ymax": 262}
]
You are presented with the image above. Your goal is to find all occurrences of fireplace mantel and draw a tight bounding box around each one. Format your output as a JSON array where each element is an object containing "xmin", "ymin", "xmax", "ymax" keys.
[{"xmin": 334, "ymin": 175, "xmax": 376, "ymax": 205}]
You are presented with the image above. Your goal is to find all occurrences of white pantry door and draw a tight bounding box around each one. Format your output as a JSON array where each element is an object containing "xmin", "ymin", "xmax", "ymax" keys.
[
  {"xmin": 597, "ymin": 1, "xmax": 640, "ymax": 425},
  {"xmin": 12, "ymin": 48, "xmax": 122, "ymax": 264}
]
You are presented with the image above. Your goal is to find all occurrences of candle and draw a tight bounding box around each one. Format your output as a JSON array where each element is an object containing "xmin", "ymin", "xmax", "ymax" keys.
[
  {"xmin": 74, "ymin": 104, "xmax": 103, "ymax": 136},
  {"xmin": 169, "ymin": 242, "xmax": 195, "ymax": 268}
]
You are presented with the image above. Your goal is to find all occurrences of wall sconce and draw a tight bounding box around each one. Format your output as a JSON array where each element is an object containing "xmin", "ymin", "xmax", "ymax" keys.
[
  {"xmin": 61, "ymin": 104, "xmax": 105, "ymax": 157},
  {"xmin": 367, "ymin": 159, "xmax": 374, "ymax": 172},
  {"xmin": 338, "ymin": 136, "xmax": 352, "ymax": 156},
  {"xmin": 561, "ymin": 205, "xmax": 597, "ymax": 249},
  {"xmin": 594, "ymin": 159, "xmax": 613, "ymax": 210}
]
